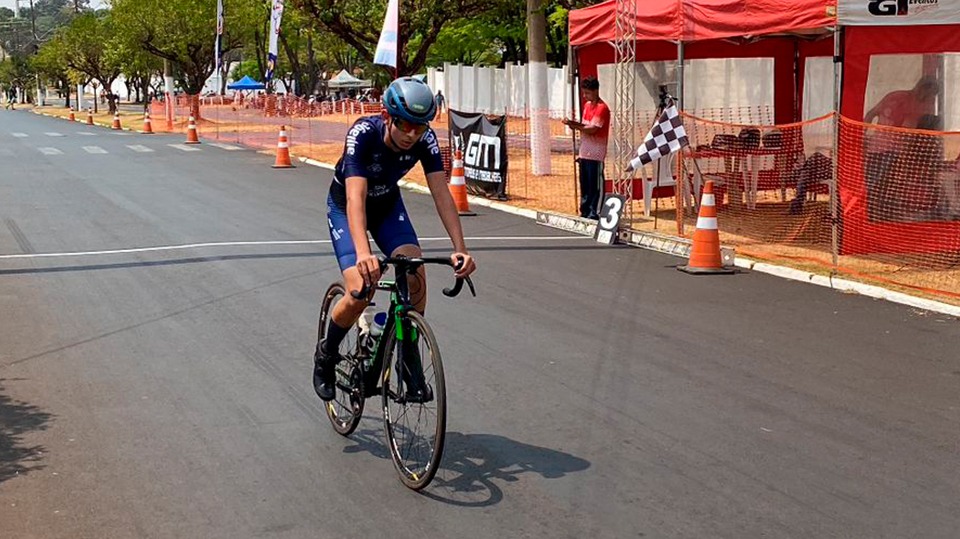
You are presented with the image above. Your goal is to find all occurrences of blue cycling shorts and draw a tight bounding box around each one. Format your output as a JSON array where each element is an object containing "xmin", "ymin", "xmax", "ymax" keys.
[{"xmin": 327, "ymin": 193, "xmax": 420, "ymax": 272}]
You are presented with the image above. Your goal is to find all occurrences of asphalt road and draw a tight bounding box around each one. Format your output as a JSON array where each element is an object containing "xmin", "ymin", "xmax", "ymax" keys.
[{"xmin": 1, "ymin": 108, "xmax": 959, "ymax": 539}]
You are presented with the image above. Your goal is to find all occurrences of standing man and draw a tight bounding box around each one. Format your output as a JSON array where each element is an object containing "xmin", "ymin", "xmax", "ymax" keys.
[
  {"xmin": 435, "ymin": 90, "xmax": 446, "ymax": 114},
  {"xmin": 563, "ymin": 76, "xmax": 610, "ymax": 220}
]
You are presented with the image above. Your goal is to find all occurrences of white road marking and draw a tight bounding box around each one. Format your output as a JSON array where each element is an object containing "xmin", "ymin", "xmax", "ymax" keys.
[
  {"xmin": 207, "ymin": 143, "xmax": 242, "ymax": 151},
  {"xmin": 37, "ymin": 147, "xmax": 64, "ymax": 155},
  {"xmin": 11, "ymin": 132, "xmax": 28, "ymax": 138},
  {"xmin": 44, "ymin": 132, "xmax": 65, "ymax": 137},
  {"xmin": 82, "ymin": 146, "xmax": 108, "ymax": 154},
  {"xmin": 76, "ymin": 132, "xmax": 96, "ymax": 136},
  {"xmin": 126, "ymin": 145, "xmax": 154, "ymax": 153},
  {"xmin": 0, "ymin": 236, "xmax": 589, "ymax": 260},
  {"xmin": 168, "ymin": 144, "xmax": 202, "ymax": 152}
]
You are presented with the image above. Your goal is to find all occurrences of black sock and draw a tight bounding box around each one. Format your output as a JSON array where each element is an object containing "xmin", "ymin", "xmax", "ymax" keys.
[{"xmin": 323, "ymin": 320, "xmax": 351, "ymax": 355}]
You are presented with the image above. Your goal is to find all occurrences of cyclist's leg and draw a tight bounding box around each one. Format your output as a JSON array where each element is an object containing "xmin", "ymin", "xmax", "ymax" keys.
[
  {"xmin": 370, "ymin": 196, "xmax": 425, "ymax": 313},
  {"xmin": 324, "ymin": 197, "xmax": 371, "ymax": 354},
  {"xmin": 370, "ymin": 197, "xmax": 430, "ymax": 399}
]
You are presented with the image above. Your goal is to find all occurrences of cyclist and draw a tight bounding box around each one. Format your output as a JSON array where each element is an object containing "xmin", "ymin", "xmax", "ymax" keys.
[{"xmin": 314, "ymin": 77, "xmax": 477, "ymax": 402}]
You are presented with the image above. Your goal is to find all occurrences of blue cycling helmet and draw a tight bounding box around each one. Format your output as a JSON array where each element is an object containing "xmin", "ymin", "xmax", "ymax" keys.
[{"xmin": 383, "ymin": 77, "xmax": 437, "ymax": 124}]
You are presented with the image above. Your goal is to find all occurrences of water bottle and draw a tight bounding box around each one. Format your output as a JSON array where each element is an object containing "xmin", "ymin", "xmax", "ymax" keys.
[
  {"xmin": 370, "ymin": 312, "xmax": 387, "ymax": 338},
  {"xmin": 357, "ymin": 309, "xmax": 376, "ymax": 358}
]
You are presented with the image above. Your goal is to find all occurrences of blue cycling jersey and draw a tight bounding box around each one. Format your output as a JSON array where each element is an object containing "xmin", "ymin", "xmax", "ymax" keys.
[{"xmin": 330, "ymin": 116, "xmax": 444, "ymax": 212}]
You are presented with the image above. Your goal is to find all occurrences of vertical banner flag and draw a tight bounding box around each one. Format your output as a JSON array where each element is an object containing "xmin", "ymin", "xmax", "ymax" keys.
[
  {"xmin": 215, "ymin": 0, "xmax": 224, "ymax": 72},
  {"xmin": 449, "ymin": 110, "xmax": 509, "ymax": 199},
  {"xmin": 373, "ymin": 0, "xmax": 399, "ymax": 68},
  {"xmin": 266, "ymin": 0, "xmax": 285, "ymax": 82}
]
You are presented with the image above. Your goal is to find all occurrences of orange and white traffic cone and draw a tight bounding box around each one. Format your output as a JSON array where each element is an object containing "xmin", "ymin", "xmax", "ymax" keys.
[
  {"xmin": 185, "ymin": 116, "xmax": 200, "ymax": 144},
  {"xmin": 272, "ymin": 125, "xmax": 295, "ymax": 168},
  {"xmin": 678, "ymin": 180, "xmax": 734, "ymax": 274},
  {"xmin": 112, "ymin": 111, "xmax": 122, "ymax": 130},
  {"xmin": 142, "ymin": 112, "xmax": 153, "ymax": 134},
  {"xmin": 68, "ymin": 109, "xmax": 76, "ymax": 122},
  {"xmin": 448, "ymin": 148, "xmax": 476, "ymax": 216},
  {"xmin": 86, "ymin": 109, "xmax": 94, "ymax": 125}
]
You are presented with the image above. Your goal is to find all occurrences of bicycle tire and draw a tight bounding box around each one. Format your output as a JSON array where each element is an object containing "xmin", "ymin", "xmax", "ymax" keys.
[
  {"xmin": 380, "ymin": 310, "xmax": 446, "ymax": 490},
  {"xmin": 317, "ymin": 282, "xmax": 364, "ymax": 436}
]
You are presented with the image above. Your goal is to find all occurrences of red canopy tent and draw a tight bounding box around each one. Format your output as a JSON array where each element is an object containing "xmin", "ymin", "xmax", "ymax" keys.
[{"xmin": 568, "ymin": 0, "xmax": 960, "ymax": 256}]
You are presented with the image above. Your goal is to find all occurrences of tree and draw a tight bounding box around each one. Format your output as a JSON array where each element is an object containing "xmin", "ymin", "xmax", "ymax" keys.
[
  {"xmin": 111, "ymin": 0, "xmax": 246, "ymax": 115},
  {"xmin": 290, "ymin": 0, "xmax": 492, "ymax": 76},
  {"xmin": 424, "ymin": 0, "xmax": 600, "ymax": 68},
  {"xmin": 55, "ymin": 12, "xmax": 122, "ymax": 113},
  {"xmin": 32, "ymin": 32, "xmax": 71, "ymax": 107}
]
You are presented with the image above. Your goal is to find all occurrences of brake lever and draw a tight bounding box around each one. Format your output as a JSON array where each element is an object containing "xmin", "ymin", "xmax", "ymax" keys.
[{"xmin": 350, "ymin": 257, "xmax": 386, "ymax": 299}]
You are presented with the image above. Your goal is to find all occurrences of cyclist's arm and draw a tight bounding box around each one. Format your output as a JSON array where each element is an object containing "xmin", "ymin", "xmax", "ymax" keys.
[
  {"xmin": 344, "ymin": 176, "xmax": 372, "ymax": 258},
  {"xmin": 425, "ymin": 170, "xmax": 468, "ymax": 253}
]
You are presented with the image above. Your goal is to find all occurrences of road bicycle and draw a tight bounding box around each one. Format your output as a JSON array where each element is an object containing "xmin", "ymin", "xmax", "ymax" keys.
[{"xmin": 316, "ymin": 256, "xmax": 475, "ymax": 490}]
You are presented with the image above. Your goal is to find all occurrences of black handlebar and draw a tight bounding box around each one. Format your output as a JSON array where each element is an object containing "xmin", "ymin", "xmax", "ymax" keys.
[{"xmin": 349, "ymin": 256, "xmax": 476, "ymax": 300}]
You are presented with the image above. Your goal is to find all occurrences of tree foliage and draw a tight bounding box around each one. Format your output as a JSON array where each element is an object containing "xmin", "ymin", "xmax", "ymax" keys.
[
  {"xmin": 290, "ymin": 0, "xmax": 491, "ymax": 76},
  {"xmin": 111, "ymin": 0, "xmax": 246, "ymax": 95}
]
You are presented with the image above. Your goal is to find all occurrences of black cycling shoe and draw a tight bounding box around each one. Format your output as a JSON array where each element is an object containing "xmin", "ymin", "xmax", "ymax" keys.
[
  {"xmin": 404, "ymin": 382, "xmax": 434, "ymax": 404},
  {"xmin": 313, "ymin": 341, "xmax": 340, "ymax": 401}
]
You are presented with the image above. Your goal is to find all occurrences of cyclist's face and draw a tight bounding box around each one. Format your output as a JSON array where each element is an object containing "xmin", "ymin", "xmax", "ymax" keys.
[{"xmin": 390, "ymin": 116, "xmax": 429, "ymax": 149}]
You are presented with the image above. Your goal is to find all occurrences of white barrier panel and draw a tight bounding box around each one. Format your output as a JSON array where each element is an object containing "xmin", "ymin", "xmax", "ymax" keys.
[{"xmin": 433, "ymin": 62, "xmax": 571, "ymax": 118}]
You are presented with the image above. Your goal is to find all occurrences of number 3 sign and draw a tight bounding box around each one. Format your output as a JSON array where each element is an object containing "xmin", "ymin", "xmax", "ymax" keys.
[{"xmin": 594, "ymin": 194, "xmax": 625, "ymax": 245}]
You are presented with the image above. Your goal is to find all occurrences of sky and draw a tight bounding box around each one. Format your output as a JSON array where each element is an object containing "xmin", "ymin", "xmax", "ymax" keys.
[{"xmin": 0, "ymin": 0, "xmax": 106, "ymax": 11}]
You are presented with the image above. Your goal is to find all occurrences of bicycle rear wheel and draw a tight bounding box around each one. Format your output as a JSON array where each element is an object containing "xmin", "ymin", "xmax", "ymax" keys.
[
  {"xmin": 317, "ymin": 282, "xmax": 364, "ymax": 436},
  {"xmin": 380, "ymin": 311, "xmax": 446, "ymax": 490}
]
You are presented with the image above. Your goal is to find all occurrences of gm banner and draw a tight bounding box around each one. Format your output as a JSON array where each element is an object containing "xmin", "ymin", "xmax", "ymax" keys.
[
  {"xmin": 838, "ymin": 0, "xmax": 960, "ymax": 25},
  {"xmin": 448, "ymin": 110, "xmax": 508, "ymax": 199}
]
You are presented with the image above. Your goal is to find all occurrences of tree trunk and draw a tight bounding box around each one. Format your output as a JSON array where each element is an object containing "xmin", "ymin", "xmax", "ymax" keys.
[{"xmin": 527, "ymin": 0, "xmax": 551, "ymax": 176}]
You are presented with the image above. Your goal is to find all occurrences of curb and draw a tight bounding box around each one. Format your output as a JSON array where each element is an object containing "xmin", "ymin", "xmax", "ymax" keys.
[
  {"xmin": 297, "ymin": 158, "xmax": 960, "ymax": 318},
  {"xmin": 33, "ymin": 109, "xmax": 138, "ymax": 132},
  {"xmin": 734, "ymin": 258, "xmax": 960, "ymax": 318}
]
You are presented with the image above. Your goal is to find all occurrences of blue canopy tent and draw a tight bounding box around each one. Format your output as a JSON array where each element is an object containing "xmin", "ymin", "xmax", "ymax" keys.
[{"xmin": 227, "ymin": 76, "xmax": 266, "ymax": 91}]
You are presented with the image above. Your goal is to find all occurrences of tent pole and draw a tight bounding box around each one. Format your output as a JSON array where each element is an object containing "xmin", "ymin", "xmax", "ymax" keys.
[
  {"xmin": 831, "ymin": 26, "xmax": 843, "ymax": 268},
  {"xmin": 675, "ymin": 40, "xmax": 686, "ymax": 236}
]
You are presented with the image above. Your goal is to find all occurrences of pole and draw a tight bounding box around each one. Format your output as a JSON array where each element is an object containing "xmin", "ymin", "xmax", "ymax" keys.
[
  {"xmin": 164, "ymin": 59, "xmax": 175, "ymax": 129},
  {"xmin": 569, "ymin": 49, "xmax": 579, "ymax": 215},
  {"xmin": 675, "ymin": 41, "xmax": 686, "ymax": 236},
  {"xmin": 830, "ymin": 26, "xmax": 843, "ymax": 267}
]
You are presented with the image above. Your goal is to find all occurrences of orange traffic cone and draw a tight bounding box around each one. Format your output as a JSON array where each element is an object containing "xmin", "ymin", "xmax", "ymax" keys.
[
  {"xmin": 678, "ymin": 180, "xmax": 734, "ymax": 274},
  {"xmin": 272, "ymin": 125, "xmax": 295, "ymax": 168},
  {"xmin": 142, "ymin": 112, "xmax": 153, "ymax": 134},
  {"xmin": 112, "ymin": 112, "xmax": 121, "ymax": 130},
  {"xmin": 185, "ymin": 116, "xmax": 200, "ymax": 144},
  {"xmin": 448, "ymin": 148, "xmax": 475, "ymax": 216},
  {"xmin": 68, "ymin": 109, "xmax": 76, "ymax": 122},
  {"xmin": 86, "ymin": 109, "xmax": 94, "ymax": 125}
]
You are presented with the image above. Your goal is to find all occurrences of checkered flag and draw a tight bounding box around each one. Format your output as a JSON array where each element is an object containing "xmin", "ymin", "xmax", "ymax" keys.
[{"xmin": 628, "ymin": 102, "xmax": 689, "ymax": 171}]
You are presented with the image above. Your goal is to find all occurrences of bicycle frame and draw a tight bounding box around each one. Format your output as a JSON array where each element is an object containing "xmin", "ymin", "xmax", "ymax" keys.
[
  {"xmin": 347, "ymin": 256, "xmax": 473, "ymax": 397},
  {"xmin": 358, "ymin": 268, "xmax": 418, "ymax": 393}
]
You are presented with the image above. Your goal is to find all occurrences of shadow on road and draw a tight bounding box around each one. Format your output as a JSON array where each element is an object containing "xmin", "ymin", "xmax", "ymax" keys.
[
  {"xmin": 341, "ymin": 425, "xmax": 590, "ymax": 507},
  {"xmin": 424, "ymin": 432, "xmax": 591, "ymax": 507},
  {"xmin": 0, "ymin": 378, "xmax": 52, "ymax": 484}
]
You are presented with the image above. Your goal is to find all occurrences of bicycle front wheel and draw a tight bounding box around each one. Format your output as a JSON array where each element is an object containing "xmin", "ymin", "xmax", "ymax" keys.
[
  {"xmin": 380, "ymin": 311, "xmax": 446, "ymax": 490},
  {"xmin": 317, "ymin": 282, "xmax": 364, "ymax": 436}
]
